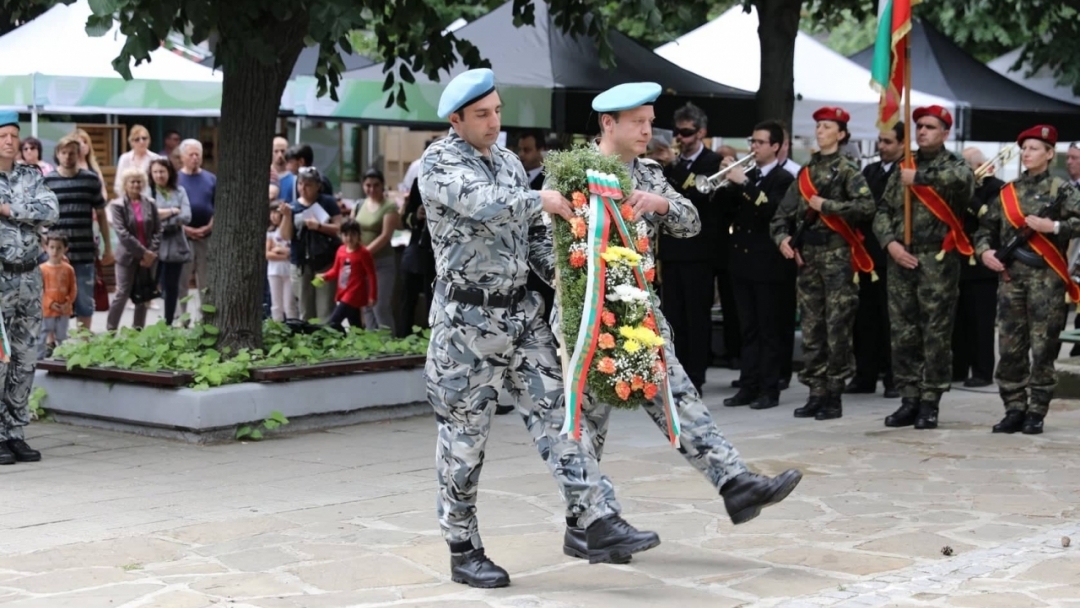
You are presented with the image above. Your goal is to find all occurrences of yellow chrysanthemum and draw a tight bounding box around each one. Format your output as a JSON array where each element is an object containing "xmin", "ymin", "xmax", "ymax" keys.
[
  {"xmin": 619, "ymin": 325, "xmax": 663, "ymax": 348},
  {"xmin": 600, "ymin": 246, "xmax": 642, "ymax": 265},
  {"xmin": 623, "ymin": 340, "xmax": 642, "ymax": 353}
]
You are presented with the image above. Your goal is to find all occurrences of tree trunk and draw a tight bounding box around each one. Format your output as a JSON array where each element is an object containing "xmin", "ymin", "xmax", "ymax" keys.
[
  {"xmin": 753, "ymin": 0, "xmax": 801, "ymax": 130},
  {"xmin": 205, "ymin": 19, "xmax": 306, "ymax": 351}
]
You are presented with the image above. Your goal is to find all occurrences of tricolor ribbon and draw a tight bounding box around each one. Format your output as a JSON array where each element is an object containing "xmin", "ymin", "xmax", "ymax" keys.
[{"xmin": 0, "ymin": 307, "xmax": 9, "ymax": 363}]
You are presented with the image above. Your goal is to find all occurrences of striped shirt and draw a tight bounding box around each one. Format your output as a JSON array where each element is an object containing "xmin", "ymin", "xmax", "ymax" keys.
[{"xmin": 42, "ymin": 169, "xmax": 106, "ymax": 264}]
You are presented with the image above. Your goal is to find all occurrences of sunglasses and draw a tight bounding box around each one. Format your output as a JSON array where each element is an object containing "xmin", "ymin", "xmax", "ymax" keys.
[
  {"xmin": 675, "ymin": 128, "xmax": 699, "ymax": 138},
  {"xmin": 298, "ymin": 166, "xmax": 320, "ymax": 178}
]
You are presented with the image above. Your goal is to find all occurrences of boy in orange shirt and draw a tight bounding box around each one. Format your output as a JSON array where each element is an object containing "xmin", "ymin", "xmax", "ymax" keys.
[{"xmin": 39, "ymin": 234, "xmax": 78, "ymax": 359}]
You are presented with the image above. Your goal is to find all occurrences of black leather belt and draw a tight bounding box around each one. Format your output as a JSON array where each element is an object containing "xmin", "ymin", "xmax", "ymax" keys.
[
  {"xmin": 2, "ymin": 260, "xmax": 38, "ymax": 274},
  {"xmin": 436, "ymin": 280, "xmax": 526, "ymax": 308},
  {"xmin": 799, "ymin": 231, "xmax": 845, "ymax": 249}
]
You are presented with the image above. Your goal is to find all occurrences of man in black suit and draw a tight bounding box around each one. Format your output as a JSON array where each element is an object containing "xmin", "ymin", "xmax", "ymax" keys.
[
  {"xmin": 847, "ymin": 123, "xmax": 902, "ymax": 398},
  {"xmin": 951, "ymin": 147, "xmax": 1002, "ymax": 387},
  {"xmin": 660, "ymin": 103, "xmax": 723, "ymax": 394},
  {"xmin": 718, "ymin": 121, "xmax": 796, "ymax": 409}
]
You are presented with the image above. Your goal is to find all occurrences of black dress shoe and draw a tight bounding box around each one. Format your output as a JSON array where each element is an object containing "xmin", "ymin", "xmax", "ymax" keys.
[
  {"xmin": 724, "ymin": 389, "xmax": 759, "ymax": 407},
  {"xmin": 883, "ymin": 386, "xmax": 900, "ymax": 399},
  {"xmin": 450, "ymin": 549, "xmax": 510, "ymax": 588},
  {"xmin": 778, "ymin": 378, "xmax": 790, "ymax": 391},
  {"xmin": 720, "ymin": 469, "xmax": 803, "ymax": 524},
  {"xmin": 586, "ymin": 514, "xmax": 660, "ymax": 564},
  {"xmin": 815, "ymin": 395, "xmax": 842, "ymax": 420},
  {"xmin": 963, "ymin": 377, "xmax": 992, "ymax": 388},
  {"xmin": 914, "ymin": 398, "xmax": 939, "ymax": 430},
  {"xmin": 564, "ymin": 527, "xmax": 630, "ymax": 563},
  {"xmin": 1021, "ymin": 412, "xmax": 1044, "ymax": 435},
  {"xmin": 750, "ymin": 392, "xmax": 779, "ymax": 410},
  {"xmin": 494, "ymin": 405, "xmax": 515, "ymax": 416},
  {"xmin": 885, "ymin": 398, "xmax": 919, "ymax": 427},
  {"xmin": 0, "ymin": 442, "xmax": 14, "ymax": 465},
  {"xmin": 793, "ymin": 395, "xmax": 825, "ymax": 418},
  {"xmin": 6, "ymin": 439, "xmax": 40, "ymax": 462},
  {"xmin": 992, "ymin": 410, "xmax": 1025, "ymax": 434},
  {"xmin": 844, "ymin": 381, "xmax": 875, "ymax": 394}
]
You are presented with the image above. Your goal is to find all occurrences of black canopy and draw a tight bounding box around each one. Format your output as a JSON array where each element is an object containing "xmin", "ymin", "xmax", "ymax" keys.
[
  {"xmin": 341, "ymin": 0, "xmax": 757, "ymax": 134},
  {"xmin": 849, "ymin": 19, "xmax": 1080, "ymax": 141},
  {"xmin": 199, "ymin": 45, "xmax": 374, "ymax": 79}
]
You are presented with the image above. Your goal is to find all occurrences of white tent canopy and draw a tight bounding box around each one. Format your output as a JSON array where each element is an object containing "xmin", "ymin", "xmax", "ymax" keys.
[
  {"xmin": 0, "ymin": 0, "xmax": 221, "ymax": 117},
  {"xmin": 987, "ymin": 48, "xmax": 1080, "ymax": 107},
  {"xmin": 655, "ymin": 6, "xmax": 957, "ymax": 140}
]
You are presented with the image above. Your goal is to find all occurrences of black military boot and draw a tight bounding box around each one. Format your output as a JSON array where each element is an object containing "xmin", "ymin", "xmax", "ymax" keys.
[
  {"xmin": 815, "ymin": 394, "xmax": 842, "ymax": 420},
  {"xmin": 885, "ymin": 397, "xmax": 919, "ymax": 427},
  {"xmin": 992, "ymin": 410, "xmax": 1025, "ymax": 434},
  {"xmin": 720, "ymin": 470, "xmax": 803, "ymax": 524},
  {"xmin": 0, "ymin": 442, "xmax": 14, "ymax": 465},
  {"xmin": 724, "ymin": 388, "xmax": 758, "ymax": 407},
  {"xmin": 585, "ymin": 514, "xmax": 660, "ymax": 564},
  {"xmin": 914, "ymin": 396, "xmax": 939, "ymax": 430},
  {"xmin": 750, "ymin": 390, "xmax": 780, "ymax": 410},
  {"xmin": 1021, "ymin": 412, "xmax": 1045, "ymax": 435},
  {"xmin": 563, "ymin": 526, "xmax": 630, "ymax": 563},
  {"xmin": 793, "ymin": 395, "xmax": 825, "ymax": 418},
  {"xmin": 450, "ymin": 548, "xmax": 510, "ymax": 588},
  {"xmin": 5, "ymin": 439, "xmax": 40, "ymax": 462}
]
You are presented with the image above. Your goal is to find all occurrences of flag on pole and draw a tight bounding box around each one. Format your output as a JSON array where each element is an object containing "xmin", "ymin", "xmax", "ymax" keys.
[{"xmin": 870, "ymin": 0, "xmax": 917, "ymax": 130}]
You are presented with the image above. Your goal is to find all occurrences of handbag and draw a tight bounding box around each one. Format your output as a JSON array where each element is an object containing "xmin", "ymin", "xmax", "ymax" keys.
[
  {"xmin": 129, "ymin": 265, "xmax": 162, "ymax": 305},
  {"xmin": 93, "ymin": 259, "xmax": 110, "ymax": 312},
  {"xmin": 300, "ymin": 226, "xmax": 338, "ymax": 272}
]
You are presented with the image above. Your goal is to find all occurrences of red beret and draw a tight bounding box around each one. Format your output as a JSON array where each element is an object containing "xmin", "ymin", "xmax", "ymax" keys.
[
  {"xmin": 1017, "ymin": 124, "xmax": 1057, "ymax": 146},
  {"xmin": 812, "ymin": 106, "xmax": 850, "ymax": 124},
  {"xmin": 913, "ymin": 105, "xmax": 953, "ymax": 129}
]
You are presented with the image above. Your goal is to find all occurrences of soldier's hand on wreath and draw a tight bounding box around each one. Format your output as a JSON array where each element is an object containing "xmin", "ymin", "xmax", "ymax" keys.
[
  {"xmin": 887, "ymin": 241, "xmax": 919, "ymax": 269},
  {"xmin": 1025, "ymin": 216, "xmax": 1055, "ymax": 233},
  {"xmin": 981, "ymin": 250, "xmax": 1006, "ymax": 273},
  {"xmin": 539, "ymin": 190, "xmax": 574, "ymax": 220},
  {"xmin": 626, "ymin": 190, "xmax": 670, "ymax": 219}
]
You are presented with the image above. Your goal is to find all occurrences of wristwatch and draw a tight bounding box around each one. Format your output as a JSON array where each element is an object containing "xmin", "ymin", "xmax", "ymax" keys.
[{"xmin": 1054, "ymin": 221, "xmax": 1061, "ymax": 234}]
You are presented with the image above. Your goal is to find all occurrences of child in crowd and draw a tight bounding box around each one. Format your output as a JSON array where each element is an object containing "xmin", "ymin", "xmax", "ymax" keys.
[
  {"xmin": 39, "ymin": 233, "xmax": 77, "ymax": 358},
  {"xmin": 266, "ymin": 197, "xmax": 294, "ymax": 321},
  {"xmin": 313, "ymin": 219, "xmax": 376, "ymax": 330}
]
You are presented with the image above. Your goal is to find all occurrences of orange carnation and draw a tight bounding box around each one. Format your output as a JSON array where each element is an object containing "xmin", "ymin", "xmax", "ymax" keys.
[
  {"xmin": 598, "ymin": 333, "xmax": 616, "ymax": 349},
  {"xmin": 643, "ymin": 382, "xmax": 658, "ymax": 400},
  {"xmin": 631, "ymin": 375, "xmax": 644, "ymax": 391},
  {"xmin": 569, "ymin": 217, "xmax": 587, "ymax": 239},
  {"xmin": 620, "ymin": 203, "xmax": 635, "ymax": 222},
  {"xmin": 636, "ymin": 237, "xmax": 650, "ymax": 253},
  {"xmin": 642, "ymin": 314, "xmax": 657, "ymax": 331},
  {"xmin": 601, "ymin": 310, "xmax": 616, "ymax": 327},
  {"xmin": 571, "ymin": 191, "xmax": 587, "ymax": 209},
  {"xmin": 615, "ymin": 381, "xmax": 631, "ymax": 400},
  {"xmin": 597, "ymin": 357, "xmax": 617, "ymax": 375},
  {"xmin": 644, "ymin": 267, "xmax": 656, "ymax": 282},
  {"xmin": 569, "ymin": 250, "xmax": 586, "ymax": 268},
  {"xmin": 653, "ymin": 360, "xmax": 666, "ymax": 375}
]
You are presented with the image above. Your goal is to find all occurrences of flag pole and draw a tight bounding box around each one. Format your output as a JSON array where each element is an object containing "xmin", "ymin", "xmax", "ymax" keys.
[{"xmin": 903, "ymin": 36, "xmax": 913, "ymax": 245}]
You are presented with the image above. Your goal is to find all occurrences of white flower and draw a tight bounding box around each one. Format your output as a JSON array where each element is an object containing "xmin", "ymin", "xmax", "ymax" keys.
[{"xmin": 605, "ymin": 284, "xmax": 649, "ymax": 304}]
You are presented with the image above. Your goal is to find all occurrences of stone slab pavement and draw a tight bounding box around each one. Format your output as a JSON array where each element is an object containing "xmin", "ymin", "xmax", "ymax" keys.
[{"xmin": 1, "ymin": 365, "xmax": 1078, "ymax": 608}]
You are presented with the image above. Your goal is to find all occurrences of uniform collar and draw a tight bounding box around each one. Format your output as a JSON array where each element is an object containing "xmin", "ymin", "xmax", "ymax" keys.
[{"xmin": 1020, "ymin": 169, "xmax": 1052, "ymax": 185}]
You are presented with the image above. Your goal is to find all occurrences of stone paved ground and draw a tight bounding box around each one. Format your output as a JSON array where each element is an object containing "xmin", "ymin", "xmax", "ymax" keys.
[{"xmin": 1, "ymin": 366, "xmax": 1078, "ymax": 608}]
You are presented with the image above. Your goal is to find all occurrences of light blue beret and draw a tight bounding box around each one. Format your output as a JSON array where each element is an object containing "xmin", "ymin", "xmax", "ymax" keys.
[
  {"xmin": 437, "ymin": 68, "xmax": 497, "ymax": 119},
  {"xmin": 591, "ymin": 82, "xmax": 662, "ymax": 113},
  {"xmin": 0, "ymin": 111, "xmax": 19, "ymax": 129}
]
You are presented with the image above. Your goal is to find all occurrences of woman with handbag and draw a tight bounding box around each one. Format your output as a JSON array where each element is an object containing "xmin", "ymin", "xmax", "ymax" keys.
[
  {"xmin": 106, "ymin": 168, "xmax": 163, "ymax": 331},
  {"xmin": 280, "ymin": 167, "xmax": 342, "ymax": 321},
  {"xmin": 150, "ymin": 159, "xmax": 192, "ymax": 325}
]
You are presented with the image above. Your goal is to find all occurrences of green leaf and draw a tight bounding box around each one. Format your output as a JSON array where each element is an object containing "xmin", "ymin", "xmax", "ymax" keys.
[
  {"xmin": 263, "ymin": 419, "xmax": 280, "ymax": 430},
  {"xmin": 204, "ymin": 324, "xmax": 220, "ymax": 335},
  {"xmin": 250, "ymin": 429, "xmax": 264, "ymax": 440},
  {"xmin": 201, "ymin": 304, "xmax": 217, "ymax": 313},
  {"xmin": 236, "ymin": 425, "xmax": 252, "ymax": 439},
  {"xmin": 269, "ymin": 411, "xmax": 289, "ymax": 424}
]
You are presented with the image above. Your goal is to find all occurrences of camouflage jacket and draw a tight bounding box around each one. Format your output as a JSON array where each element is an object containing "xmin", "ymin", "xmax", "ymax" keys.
[
  {"xmin": 873, "ymin": 147, "xmax": 974, "ymax": 249},
  {"xmin": 769, "ymin": 151, "xmax": 875, "ymax": 246},
  {"xmin": 0, "ymin": 163, "xmax": 59, "ymax": 265},
  {"xmin": 973, "ymin": 171, "xmax": 1080, "ymax": 258},
  {"xmin": 417, "ymin": 130, "xmax": 551, "ymax": 292}
]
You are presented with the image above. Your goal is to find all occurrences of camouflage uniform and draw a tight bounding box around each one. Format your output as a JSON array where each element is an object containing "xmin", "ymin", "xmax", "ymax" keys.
[
  {"xmin": 0, "ymin": 164, "xmax": 59, "ymax": 440},
  {"xmin": 973, "ymin": 172, "xmax": 1080, "ymax": 415},
  {"xmin": 546, "ymin": 157, "xmax": 750, "ymax": 516},
  {"xmin": 418, "ymin": 131, "xmax": 620, "ymax": 555},
  {"xmin": 873, "ymin": 148, "xmax": 974, "ymax": 402},
  {"xmin": 769, "ymin": 152, "xmax": 875, "ymax": 398}
]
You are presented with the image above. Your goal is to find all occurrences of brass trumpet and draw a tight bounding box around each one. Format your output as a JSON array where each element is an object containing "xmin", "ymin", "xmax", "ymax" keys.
[
  {"xmin": 974, "ymin": 144, "xmax": 1018, "ymax": 183},
  {"xmin": 696, "ymin": 154, "xmax": 756, "ymax": 193}
]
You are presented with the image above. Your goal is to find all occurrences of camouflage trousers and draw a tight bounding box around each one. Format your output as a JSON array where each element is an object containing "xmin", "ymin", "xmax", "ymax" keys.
[
  {"xmin": 886, "ymin": 250, "xmax": 960, "ymax": 401},
  {"xmin": 551, "ymin": 301, "xmax": 749, "ymax": 518},
  {"xmin": 0, "ymin": 269, "xmax": 43, "ymax": 441},
  {"xmin": 796, "ymin": 245, "xmax": 858, "ymax": 395},
  {"xmin": 995, "ymin": 263, "xmax": 1068, "ymax": 415},
  {"xmin": 426, "ymin": 290, "xmax": 619, "ymax": 554}
]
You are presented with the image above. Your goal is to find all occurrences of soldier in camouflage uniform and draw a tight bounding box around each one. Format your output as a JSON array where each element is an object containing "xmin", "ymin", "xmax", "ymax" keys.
[
  {"xmin": 974, "ymin": 125, "xmax": 1080, "ymax": 435},
  {"xmin": 418, "ymin": 69, "xmax": 659, "ymax": 589},
  {"xmin": 770, "ymin": 107, "xmax": 875, "ymax": 421},
  {"xmin": 0, "ymin": 111, "xmax": 59, "ymax": 465},
  {"xmin": 544, "ymin": 83, "xmax": 802, "ymax": 563},
  {"xmin": 873, "ymin": 105, "xmax": 975, "ymax": 430}
]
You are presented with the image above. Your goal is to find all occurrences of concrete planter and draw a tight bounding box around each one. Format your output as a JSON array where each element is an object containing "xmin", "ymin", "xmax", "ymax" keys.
[{"xmin": 33, "ymin": 361, "xmax": 429, "ymax": 444}]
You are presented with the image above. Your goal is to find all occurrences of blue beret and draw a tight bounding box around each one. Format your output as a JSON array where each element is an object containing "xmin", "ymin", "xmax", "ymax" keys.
[
  {"xmin": 0, "ymin": 111, "xmax": 18, "ymax": 129},
  {"xmin": 437, "ymin": 68, "xmax": 497, "ymax": 119},
  {"xmin": 592, "ymin": 82, "xmax": 662, "ymax": 113}
]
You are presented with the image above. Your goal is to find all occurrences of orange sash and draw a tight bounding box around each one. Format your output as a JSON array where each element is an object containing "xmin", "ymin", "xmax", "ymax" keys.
[
  {"xmin": 902, "ymin": 159, "xmax": 974, "ymax": 260},
  {"xmin": 797, "ymin": 167, "xmax": 876, "ymax": 280},
  {"xmin": 999, "ymin": 183, "xmax": 1080, "ymax": 303}
]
